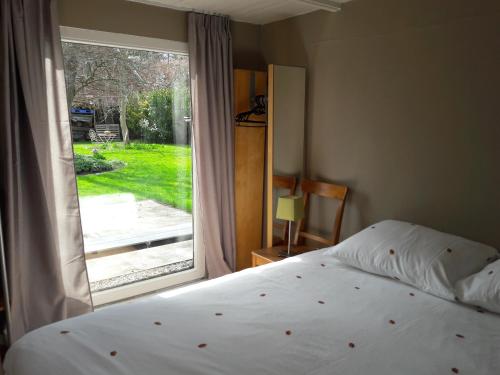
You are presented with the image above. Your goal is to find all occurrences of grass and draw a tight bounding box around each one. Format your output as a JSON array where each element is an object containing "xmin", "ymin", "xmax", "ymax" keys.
[{"xmin": 73, "ymin": 142, "xmax": 192, "ymax": 212}]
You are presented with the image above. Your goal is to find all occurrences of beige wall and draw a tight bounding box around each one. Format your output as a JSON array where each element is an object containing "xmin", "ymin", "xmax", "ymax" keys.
[
  {"xmin": 57, "ymin": 0, "xmax": 500, "ymax": 247},
  {"xmin": 58, "ymin": 0, "xmax": 265, "ymax": 70},
  {"xmin": 262, "ymin": 0, "xmax": 500, "ymax": 248}
]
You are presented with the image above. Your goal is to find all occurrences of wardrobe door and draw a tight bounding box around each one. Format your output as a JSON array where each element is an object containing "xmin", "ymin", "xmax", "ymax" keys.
[
  {"xmin": 235, "ymin": 125, "xmax": 265, "ymax": 270},
  {"xmin": 234, "ymin": 69, "xmax": 267, "ymax": 270}
]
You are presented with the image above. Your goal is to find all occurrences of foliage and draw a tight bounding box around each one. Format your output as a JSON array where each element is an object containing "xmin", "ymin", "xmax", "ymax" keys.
[
  {"xmin": 92, "ymin": 149, "xmax": 106, "ymax": 160},
  {"xmin": 62, "ymin": 42, "xmax": 191, "ymax": 145},
  {"xmin": 62, "ymin": 42, "xmax": 189, "ymax": 108},
  {"xmin": 126, "ymin": 95, "xmax": 149, "ymax": 140},
  {"xmin": 73, "ymin": 142, "xmax": 192, "ymax": 212},
  {"xmin": 74, "ymin": 153, "xmax": 124, "ymax": 175},
  {"xmin": 126, "ymin": 87, "xmax": 191, "ymax": 144}
]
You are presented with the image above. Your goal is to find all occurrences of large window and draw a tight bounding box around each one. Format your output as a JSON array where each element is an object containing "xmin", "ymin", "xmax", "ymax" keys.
[{"xmin": 61, "ymin": 27, "xmax": 204, "ymax": 305}]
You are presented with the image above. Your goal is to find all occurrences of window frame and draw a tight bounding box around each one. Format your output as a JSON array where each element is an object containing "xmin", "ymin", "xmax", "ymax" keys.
[{"xmin": 60, "ymin": 26, "xmax": 204, "ymax": 306}]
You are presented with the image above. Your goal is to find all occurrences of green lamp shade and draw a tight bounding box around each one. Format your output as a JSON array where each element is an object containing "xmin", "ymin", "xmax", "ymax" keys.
[{"xmin": 276, "ymin": 196, "xmax": 304, "ymax": 222}]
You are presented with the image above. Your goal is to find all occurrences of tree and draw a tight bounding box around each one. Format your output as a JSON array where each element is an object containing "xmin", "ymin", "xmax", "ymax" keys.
[{"xmin": 62, "ymin": 42, "xmax": 190, "ymax": 144}]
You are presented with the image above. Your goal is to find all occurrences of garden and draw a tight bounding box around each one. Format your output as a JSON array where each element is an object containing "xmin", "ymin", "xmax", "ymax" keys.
[
  {"xmin": 62, "ymin": 39, "xmax": 196, "ymax": 293},
  {"xmin": 63, "ymin": 41, "xmax": 194, "ymax": 214},
  {"xmin": 73, "ymin": 142, "xmax": 192, "ymax": 212}
]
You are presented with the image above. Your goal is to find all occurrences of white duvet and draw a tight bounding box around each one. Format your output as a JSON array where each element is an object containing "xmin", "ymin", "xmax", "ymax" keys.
[{"xmin": 5, "ymin": 250, "xmax": 500, "ymax": 375}]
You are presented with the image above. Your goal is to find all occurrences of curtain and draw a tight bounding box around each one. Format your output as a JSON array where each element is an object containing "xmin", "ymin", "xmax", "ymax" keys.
[
  {"xmin": 188, "ymin": 13, "xmax": 236, "ymax": 278},
  {"xmin": 0, "ymin": 0, "xmax": 93, "ymax": 342}
]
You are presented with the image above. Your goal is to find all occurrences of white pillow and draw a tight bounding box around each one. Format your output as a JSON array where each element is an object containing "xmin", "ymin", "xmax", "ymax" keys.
[
  {"xmin": 325, "ymin": 220, "xmax": 498, "ymax": 301},
  {"xmin": 455, "ymin": 259, "xmax": 500, "ymax": 313}
]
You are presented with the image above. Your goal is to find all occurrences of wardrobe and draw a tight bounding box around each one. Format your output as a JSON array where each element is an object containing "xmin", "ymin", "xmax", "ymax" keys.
[{"xmin": 234, "ymin": 66, "xmax": 306, "ymax": 270}]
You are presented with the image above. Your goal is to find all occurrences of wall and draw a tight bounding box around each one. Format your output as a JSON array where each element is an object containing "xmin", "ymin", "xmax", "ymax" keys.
[
  {"xmin": 58, "ymin": 0, "xmax": 265, "ymax": 70},
  {"xmin": 262, "ymin": 0, "xmax": 500, "ymax": 248}
]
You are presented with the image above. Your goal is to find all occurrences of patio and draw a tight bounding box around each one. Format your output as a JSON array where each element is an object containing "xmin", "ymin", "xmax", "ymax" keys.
[{"xmin": 80, "ymin": 194, "xmax": 193, "ymax": 292}]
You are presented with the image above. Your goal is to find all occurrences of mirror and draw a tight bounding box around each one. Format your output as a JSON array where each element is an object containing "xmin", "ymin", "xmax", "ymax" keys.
[{"xmin": 266, "ymin": 65, "xmax": 306, "ymax": 248}]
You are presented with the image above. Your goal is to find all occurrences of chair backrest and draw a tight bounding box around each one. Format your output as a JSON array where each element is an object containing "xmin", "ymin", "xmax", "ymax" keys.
[
  {"xmin": 88, "ymin": 129, "xmax": 99, "ymax": 143},
  {"xmin": 294, "ymin": 179, "xmax": 349, "ymax": 247},
  {"xmin": 272, "ymin": 175, "xmax": 297, "ymax": 243},
  {"xmin": 273, "ymin": 175, "xmax": 297, "ymax": 193}
]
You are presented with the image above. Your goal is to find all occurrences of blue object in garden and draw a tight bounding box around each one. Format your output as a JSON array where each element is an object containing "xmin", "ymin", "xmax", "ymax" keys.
[{"xmin": 71, "ymin": 108, "xmax": 95, "ymax": 115}]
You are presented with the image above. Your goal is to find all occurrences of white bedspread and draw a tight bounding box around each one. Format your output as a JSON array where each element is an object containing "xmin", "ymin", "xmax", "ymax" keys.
[{"xmin": 5, "ymin": 250, "xmax": 500, "ymax": 375}]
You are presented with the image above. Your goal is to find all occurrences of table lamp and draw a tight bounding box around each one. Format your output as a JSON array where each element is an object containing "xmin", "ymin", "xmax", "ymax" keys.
[{"xmin": 276, "ymin": 195, "xmax": 304, "ymax": 257}]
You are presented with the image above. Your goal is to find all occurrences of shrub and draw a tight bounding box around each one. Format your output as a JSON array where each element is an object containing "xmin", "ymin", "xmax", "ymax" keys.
[
  {"xmin": 92, "ymin": 149, "xmax": 106, "ymax": 160},
  {"xmin": 126, "ymin": 87, "xmax": 191, "ymax": 144},
  {"xmin": 74, "ymin": 153, "xmax": 125, "ymax": 175},
  {"xmin": 126, "ymin": 95, "xmax": 149, "ymax": 140},
  {"xmin": 123, "ymin": 142, "xmax": 163, "ymax": 151}
]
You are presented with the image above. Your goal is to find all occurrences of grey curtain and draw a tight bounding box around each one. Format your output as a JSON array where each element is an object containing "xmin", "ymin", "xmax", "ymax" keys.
[
  {"xmin": 188, "ymin": 13, "xmax": 236, "ymax": 278},
  {"xmin": 0, "ymin": 0, "xmax": 93, "ymax": 342}
]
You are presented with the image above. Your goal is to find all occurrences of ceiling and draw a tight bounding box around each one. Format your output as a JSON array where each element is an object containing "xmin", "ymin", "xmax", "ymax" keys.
[{"xmin": 128, "ymin": 0, "xmax": 352, "ymax": 25}]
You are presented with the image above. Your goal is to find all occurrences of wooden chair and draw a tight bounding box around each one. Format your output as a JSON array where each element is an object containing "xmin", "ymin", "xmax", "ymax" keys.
[
  {"xmin": 293, "ymin": 179, "xmax": 349, "ymax": 248},
  {"xmin": 272, "ymin": 175, "xmax": 297, "ymax": 245}
]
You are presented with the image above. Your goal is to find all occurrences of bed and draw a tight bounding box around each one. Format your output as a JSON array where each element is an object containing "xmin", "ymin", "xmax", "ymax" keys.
[{"xmin": 5, "ymin": 249, "xmax": 500, "ymax": 375}]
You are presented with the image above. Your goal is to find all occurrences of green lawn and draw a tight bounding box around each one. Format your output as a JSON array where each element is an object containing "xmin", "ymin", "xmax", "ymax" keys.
[{"xmin": 73, "ymin": 142, "xmax": 192, "ymax": 212}]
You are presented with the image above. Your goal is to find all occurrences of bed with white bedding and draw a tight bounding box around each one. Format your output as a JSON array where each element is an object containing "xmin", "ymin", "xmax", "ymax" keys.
[{"xmin": 5, "ymin": 249, "xmax": 500, "ymax": 375}]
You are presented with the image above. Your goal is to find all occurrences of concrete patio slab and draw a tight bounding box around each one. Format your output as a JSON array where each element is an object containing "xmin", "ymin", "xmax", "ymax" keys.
[
  {"xmin": 79, "ymin": 193, "xmax": 193, "ymax": 253},
  {"xmin": 79, "ymin": 194, "xmax": 194, "ymax": 293},
  {"xmin": 86, "ymin": 239, "xmax": 194, "ymax": 293},
  {"xmin": 86, "ymin": 240, "xmax": 193, "ymax": 284}
]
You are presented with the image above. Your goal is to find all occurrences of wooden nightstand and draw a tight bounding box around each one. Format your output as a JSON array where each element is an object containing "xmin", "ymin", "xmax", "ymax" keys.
[{"xmin": 251, "ymin": 245, "xmax": 319, "ymax": 267}]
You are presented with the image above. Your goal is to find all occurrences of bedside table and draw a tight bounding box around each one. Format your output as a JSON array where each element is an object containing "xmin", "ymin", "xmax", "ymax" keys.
[{"xmin": 251, "ymin": 245, "xmax": 319, "ymax": 267}]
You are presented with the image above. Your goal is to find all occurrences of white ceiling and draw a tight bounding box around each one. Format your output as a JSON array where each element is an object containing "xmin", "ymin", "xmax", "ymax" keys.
[{"xmin": 128, "ymin": 0, "xmax": 352, "ymax": 25}]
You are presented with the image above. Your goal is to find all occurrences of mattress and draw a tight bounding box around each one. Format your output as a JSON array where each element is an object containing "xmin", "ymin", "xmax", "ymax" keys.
[{"xmin": 5, "ymin": 250, "xmax": 500, "ymax": 375}]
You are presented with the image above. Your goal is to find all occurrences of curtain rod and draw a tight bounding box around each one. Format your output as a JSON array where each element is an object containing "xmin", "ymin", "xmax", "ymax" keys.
[{"xmin": 190, "ymin": 10, "xmax": 229, "ymax": 19}]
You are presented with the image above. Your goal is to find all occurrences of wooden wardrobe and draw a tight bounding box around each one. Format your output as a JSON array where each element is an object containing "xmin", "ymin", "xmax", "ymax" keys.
[{"xmin": 234, "ymin": 69, "xmax": 267, "ymax": 270}]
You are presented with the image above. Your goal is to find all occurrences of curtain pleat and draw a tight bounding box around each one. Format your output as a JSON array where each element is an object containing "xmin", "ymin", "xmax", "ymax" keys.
[
  {"xmin": 188, "ymin": 13, "xmax": 236, "ymax": 278},
  {"xmin": 0, "ymin": 0, "xmax": 93, "ymax": 343}
]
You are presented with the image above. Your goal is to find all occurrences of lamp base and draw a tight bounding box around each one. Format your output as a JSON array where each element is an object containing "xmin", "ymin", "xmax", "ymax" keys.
[{"xmin": 278, "ymin": 249, "xmax": 294, "ymax": 258}]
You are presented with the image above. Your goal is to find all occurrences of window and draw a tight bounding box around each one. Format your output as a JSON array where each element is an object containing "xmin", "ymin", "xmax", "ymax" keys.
[{"xmin": 61, "ymin": 27, "xmax": 204, "ymax": 305}]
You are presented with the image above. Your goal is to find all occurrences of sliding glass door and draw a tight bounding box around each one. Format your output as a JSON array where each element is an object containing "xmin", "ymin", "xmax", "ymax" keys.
[{"xmin": 61, "ymin": 27, "xmax": 204, "ymax": 305}]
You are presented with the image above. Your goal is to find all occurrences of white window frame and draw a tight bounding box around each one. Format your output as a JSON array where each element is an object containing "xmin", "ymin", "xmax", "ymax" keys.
[
  {"xmin": 60, "ymin": 26, "xmax": 204, "ymax": 306},
  {"xmin": 60, "ymin": 26, "xmax": 188, "ymax": 54}
]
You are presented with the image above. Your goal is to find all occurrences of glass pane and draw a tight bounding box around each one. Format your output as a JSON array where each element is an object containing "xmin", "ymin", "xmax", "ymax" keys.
[{"xmin": 62, "ymin": 42, "xmax": 193, "ymax": 294}]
